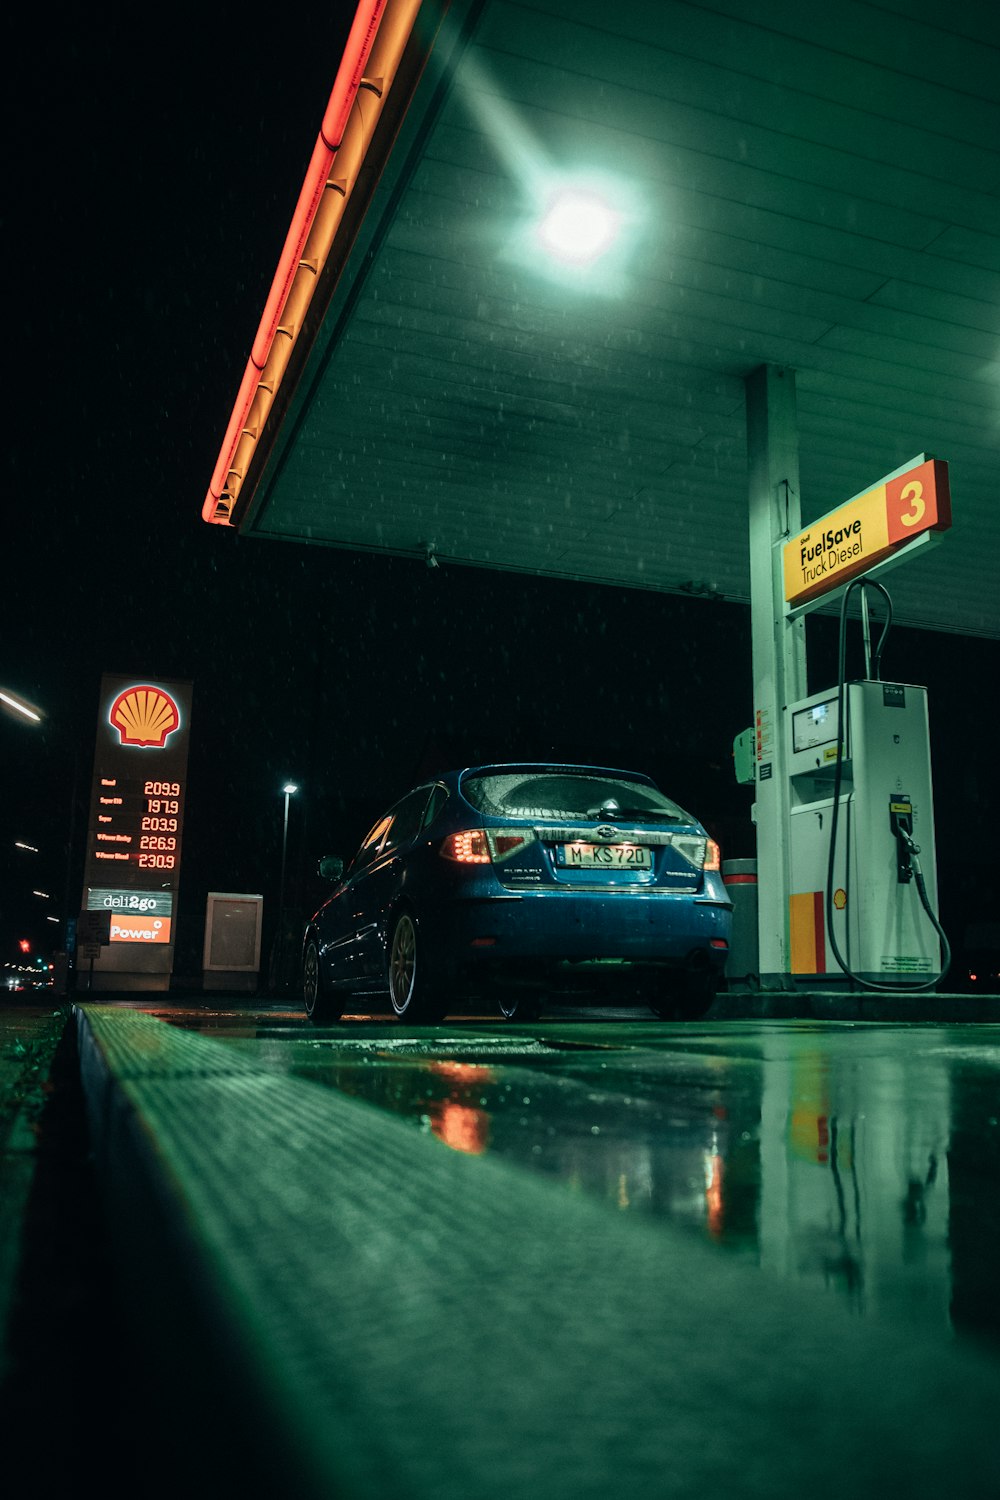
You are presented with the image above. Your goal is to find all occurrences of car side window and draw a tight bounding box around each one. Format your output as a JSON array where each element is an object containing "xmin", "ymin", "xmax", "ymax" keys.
[
  {"xmin": 350, "ymin": 814, "xmax": 392, "ymax": 874},
  {"xmin": 421, "ymin": 784, "xmax": 448, "ymax": 830},
  {"xmin": 382, "ymin": 787, "xmax": 432, "ymax": 853}
]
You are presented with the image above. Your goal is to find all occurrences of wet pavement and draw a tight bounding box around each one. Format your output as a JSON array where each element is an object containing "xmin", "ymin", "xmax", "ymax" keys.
[
  {"xmin": 286, "ymin": 1018, "xmax": 1000, "ymax": 1349},
  {"xmin": 114, "ymin": 1002, "xmax": 1000, "ymax": 1351}
]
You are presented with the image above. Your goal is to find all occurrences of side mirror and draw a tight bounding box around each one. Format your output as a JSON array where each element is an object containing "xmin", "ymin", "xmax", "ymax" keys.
[{"xmin": 317, "ymin": 855, "xmax": 344, "ymax": 882}]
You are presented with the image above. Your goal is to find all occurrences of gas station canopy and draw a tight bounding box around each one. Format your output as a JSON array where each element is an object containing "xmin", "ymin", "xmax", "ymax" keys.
[{"xmin": 203, "ymin": 0, "xmax": 1000, "ymax": 639}]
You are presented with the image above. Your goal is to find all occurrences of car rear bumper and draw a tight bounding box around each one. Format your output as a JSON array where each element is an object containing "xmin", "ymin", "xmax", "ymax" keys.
[{"xmin": 424, "ymin": 888, "xmax": 732, "ymax": 977}]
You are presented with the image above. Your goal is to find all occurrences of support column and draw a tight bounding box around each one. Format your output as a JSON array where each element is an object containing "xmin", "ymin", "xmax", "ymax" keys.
[{"xmin": 745, "ymin": 366, "xmax": 807, "ymax": 986}]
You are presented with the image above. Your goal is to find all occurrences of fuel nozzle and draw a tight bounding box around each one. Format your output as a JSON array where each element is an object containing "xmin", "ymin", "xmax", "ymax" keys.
[
  {"xmin": 889, "ymin": 795, "xmax": 917, "ymax": 883},
  {"xmin": 900, "ymin": 825, "xmax": 922, "ymax": 874}
]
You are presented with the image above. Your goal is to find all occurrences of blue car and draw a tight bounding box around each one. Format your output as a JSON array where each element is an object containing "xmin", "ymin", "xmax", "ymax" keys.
[{"xmin": 302, "ymin": 763, "xmax": 732, "ymax": 1024}]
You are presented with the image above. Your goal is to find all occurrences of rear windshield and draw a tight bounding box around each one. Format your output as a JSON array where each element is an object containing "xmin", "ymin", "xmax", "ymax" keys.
[{"xmin": 462, "ymin": 771, "xmax": 689, "ymax": 823}]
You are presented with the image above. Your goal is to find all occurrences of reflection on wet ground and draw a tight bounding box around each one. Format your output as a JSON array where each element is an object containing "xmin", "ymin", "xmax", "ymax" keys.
[{"xmin": 161, "ymin": 1008, "xmax": 1000, "ymax": 1351}]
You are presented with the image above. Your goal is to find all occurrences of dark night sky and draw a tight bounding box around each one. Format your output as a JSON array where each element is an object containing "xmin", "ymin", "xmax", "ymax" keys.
[{"xmin": 4, "ymin": 12, "xmax": 997, "ymax": 980}]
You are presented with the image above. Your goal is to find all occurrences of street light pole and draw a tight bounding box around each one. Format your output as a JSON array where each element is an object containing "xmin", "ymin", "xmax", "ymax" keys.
[
  {"xmin": 280, "ymin": 782, "xmax": 298, "ymax": 920},
  {"xmin": 273, "ymin": 782, "xmax": 299, "ymax": 994}
]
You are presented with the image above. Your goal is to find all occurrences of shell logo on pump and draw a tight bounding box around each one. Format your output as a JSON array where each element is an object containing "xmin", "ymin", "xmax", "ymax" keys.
[{"xmin": 108, "ymin": 686, "xmax": 180, "ymax": 747}]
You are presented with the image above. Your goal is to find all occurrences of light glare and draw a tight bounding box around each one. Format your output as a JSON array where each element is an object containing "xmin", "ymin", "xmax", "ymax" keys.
[
  {"xmin": 537, "ymin": 189, "xmax": 622, "ymax": 266},
  {"xmin": 0, "ymin": 690, "xmax": 42, "ymax": 722}
]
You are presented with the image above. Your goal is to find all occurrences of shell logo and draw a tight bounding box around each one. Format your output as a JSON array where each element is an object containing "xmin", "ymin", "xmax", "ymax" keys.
[{"xmin": 109, "ymin": 685, "xmax": 180, "ymax": 747}]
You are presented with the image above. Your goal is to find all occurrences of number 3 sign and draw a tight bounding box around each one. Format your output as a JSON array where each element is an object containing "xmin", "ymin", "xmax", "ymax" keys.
[{"xmin": 885, "ymin": 459, "xmax": 951, "ymax": 546}]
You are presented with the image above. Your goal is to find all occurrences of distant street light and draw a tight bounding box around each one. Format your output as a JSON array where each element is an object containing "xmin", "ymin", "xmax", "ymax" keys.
[
  {"xmin": 6, "ymin": 691, "xmax": 79, "ymax": 994},
  {"xmin": 1, "ymin": 688, "xmax": 43, "ymax": 723}
]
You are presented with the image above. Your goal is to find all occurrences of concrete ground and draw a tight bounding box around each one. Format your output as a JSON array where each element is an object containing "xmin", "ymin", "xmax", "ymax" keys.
[{"xmin": 1, "ymin": 988, "xmax": 998, "ymax": 1497}]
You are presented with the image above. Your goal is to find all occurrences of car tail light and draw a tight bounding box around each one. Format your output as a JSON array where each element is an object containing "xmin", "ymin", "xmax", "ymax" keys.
[
  {"xmin": 439, "ymin": 828, "xmax": 535, "ymax": 865},
  {"xmin": 673, "ymin": 834, "xmax": 707, "ymax": 868},
  {"xmin": 485, "ymin": 828, "xmax": 534, "ymax": 863},
  {"xmin": 671, "ymin": 835, "xmax": 721, "ymax": 871},
  {"xmin": 440, "ymin": 830, "xmax": 491, "ymax": 863}
]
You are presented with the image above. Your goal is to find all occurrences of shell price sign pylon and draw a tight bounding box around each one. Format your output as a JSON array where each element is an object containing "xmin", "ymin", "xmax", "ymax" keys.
[{"xmin": 79, "ymin": 673, "xmax": 193, "ymax": 989}]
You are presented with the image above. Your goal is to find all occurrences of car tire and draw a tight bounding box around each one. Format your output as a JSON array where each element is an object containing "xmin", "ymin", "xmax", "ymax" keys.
[
  {"xmin": 649, "ymin": 969, "xmax": 717, "ymax": 1021},
  {"xmin": 303, "ymin": 938, "xmax": 344, "ymax": 1025},
  {"xmin": 387, "ymin": 910, "xmax": 448, "ymax": 1023},
  {"xmin": 498, "ymin": 993, "xmax": 543, "ymax": 1021}
]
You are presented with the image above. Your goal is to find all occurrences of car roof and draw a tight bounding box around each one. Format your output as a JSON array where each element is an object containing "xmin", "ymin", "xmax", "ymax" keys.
[
  {"xmin": 382, "ymin": 764, "xmax": 662, "ymax": 813},
  {"xmin": 458, "ymin": 763, "xmax": 658, "ymax": 784}
]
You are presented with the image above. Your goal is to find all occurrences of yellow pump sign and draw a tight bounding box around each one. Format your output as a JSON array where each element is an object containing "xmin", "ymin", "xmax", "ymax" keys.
[{"xmin": 783, "ymin": 457, "xmax": 951, "ymax": 608}]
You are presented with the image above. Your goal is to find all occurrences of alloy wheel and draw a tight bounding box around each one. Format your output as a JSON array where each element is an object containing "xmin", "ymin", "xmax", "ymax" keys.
[
  {"xmin": 389, "ymin": 913, "xmax": 417, "ymax": 1013},
  {"xmin": 303, "ymin": 941, "xmax": 320, "ymax": 1017}
]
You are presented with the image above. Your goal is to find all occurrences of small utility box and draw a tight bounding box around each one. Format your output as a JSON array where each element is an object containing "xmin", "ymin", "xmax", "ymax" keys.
[
  {"xmin": 722, "ymin": 860, "xmax": 759, "ymax": 986},
  {"xmin": 77, "ymin": 910, "xmax": 112, "ymax": 946},
  {"xmin": 203, "ymin": 893, "xmax": 263, "ymax": 992}
]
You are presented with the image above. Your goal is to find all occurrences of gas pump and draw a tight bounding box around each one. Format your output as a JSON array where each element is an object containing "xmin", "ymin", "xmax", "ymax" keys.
[{"xmin": 786, "ymin": 580, "xmax": 951, "ymax": 990}]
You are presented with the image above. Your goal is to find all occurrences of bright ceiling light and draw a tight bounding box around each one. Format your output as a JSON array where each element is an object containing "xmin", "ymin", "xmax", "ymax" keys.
[{"xmin": 536, "ymin": 188, "xmax": 623, "ymax": 266}]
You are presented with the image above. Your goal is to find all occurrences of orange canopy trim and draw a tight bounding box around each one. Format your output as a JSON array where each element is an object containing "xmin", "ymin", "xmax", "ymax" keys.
[{"xmin": 203, "ymin": 0, "xmax": 421, "ymax": 526}]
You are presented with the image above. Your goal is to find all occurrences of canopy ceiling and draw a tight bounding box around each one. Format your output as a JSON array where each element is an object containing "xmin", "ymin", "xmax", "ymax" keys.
[{"xmin": 206, "ymin": 0, "xmax": 1000, "ymax": 637}]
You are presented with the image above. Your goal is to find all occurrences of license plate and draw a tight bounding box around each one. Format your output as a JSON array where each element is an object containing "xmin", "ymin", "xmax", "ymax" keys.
[{"xmin": 560, "ymin": 843, "xmax": 652, "ymax": 869}]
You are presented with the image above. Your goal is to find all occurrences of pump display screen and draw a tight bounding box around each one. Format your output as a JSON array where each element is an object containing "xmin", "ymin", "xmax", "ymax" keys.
[{"xmin": 792, "ymin": 697, "xmax": 839, "ymax": 754}]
